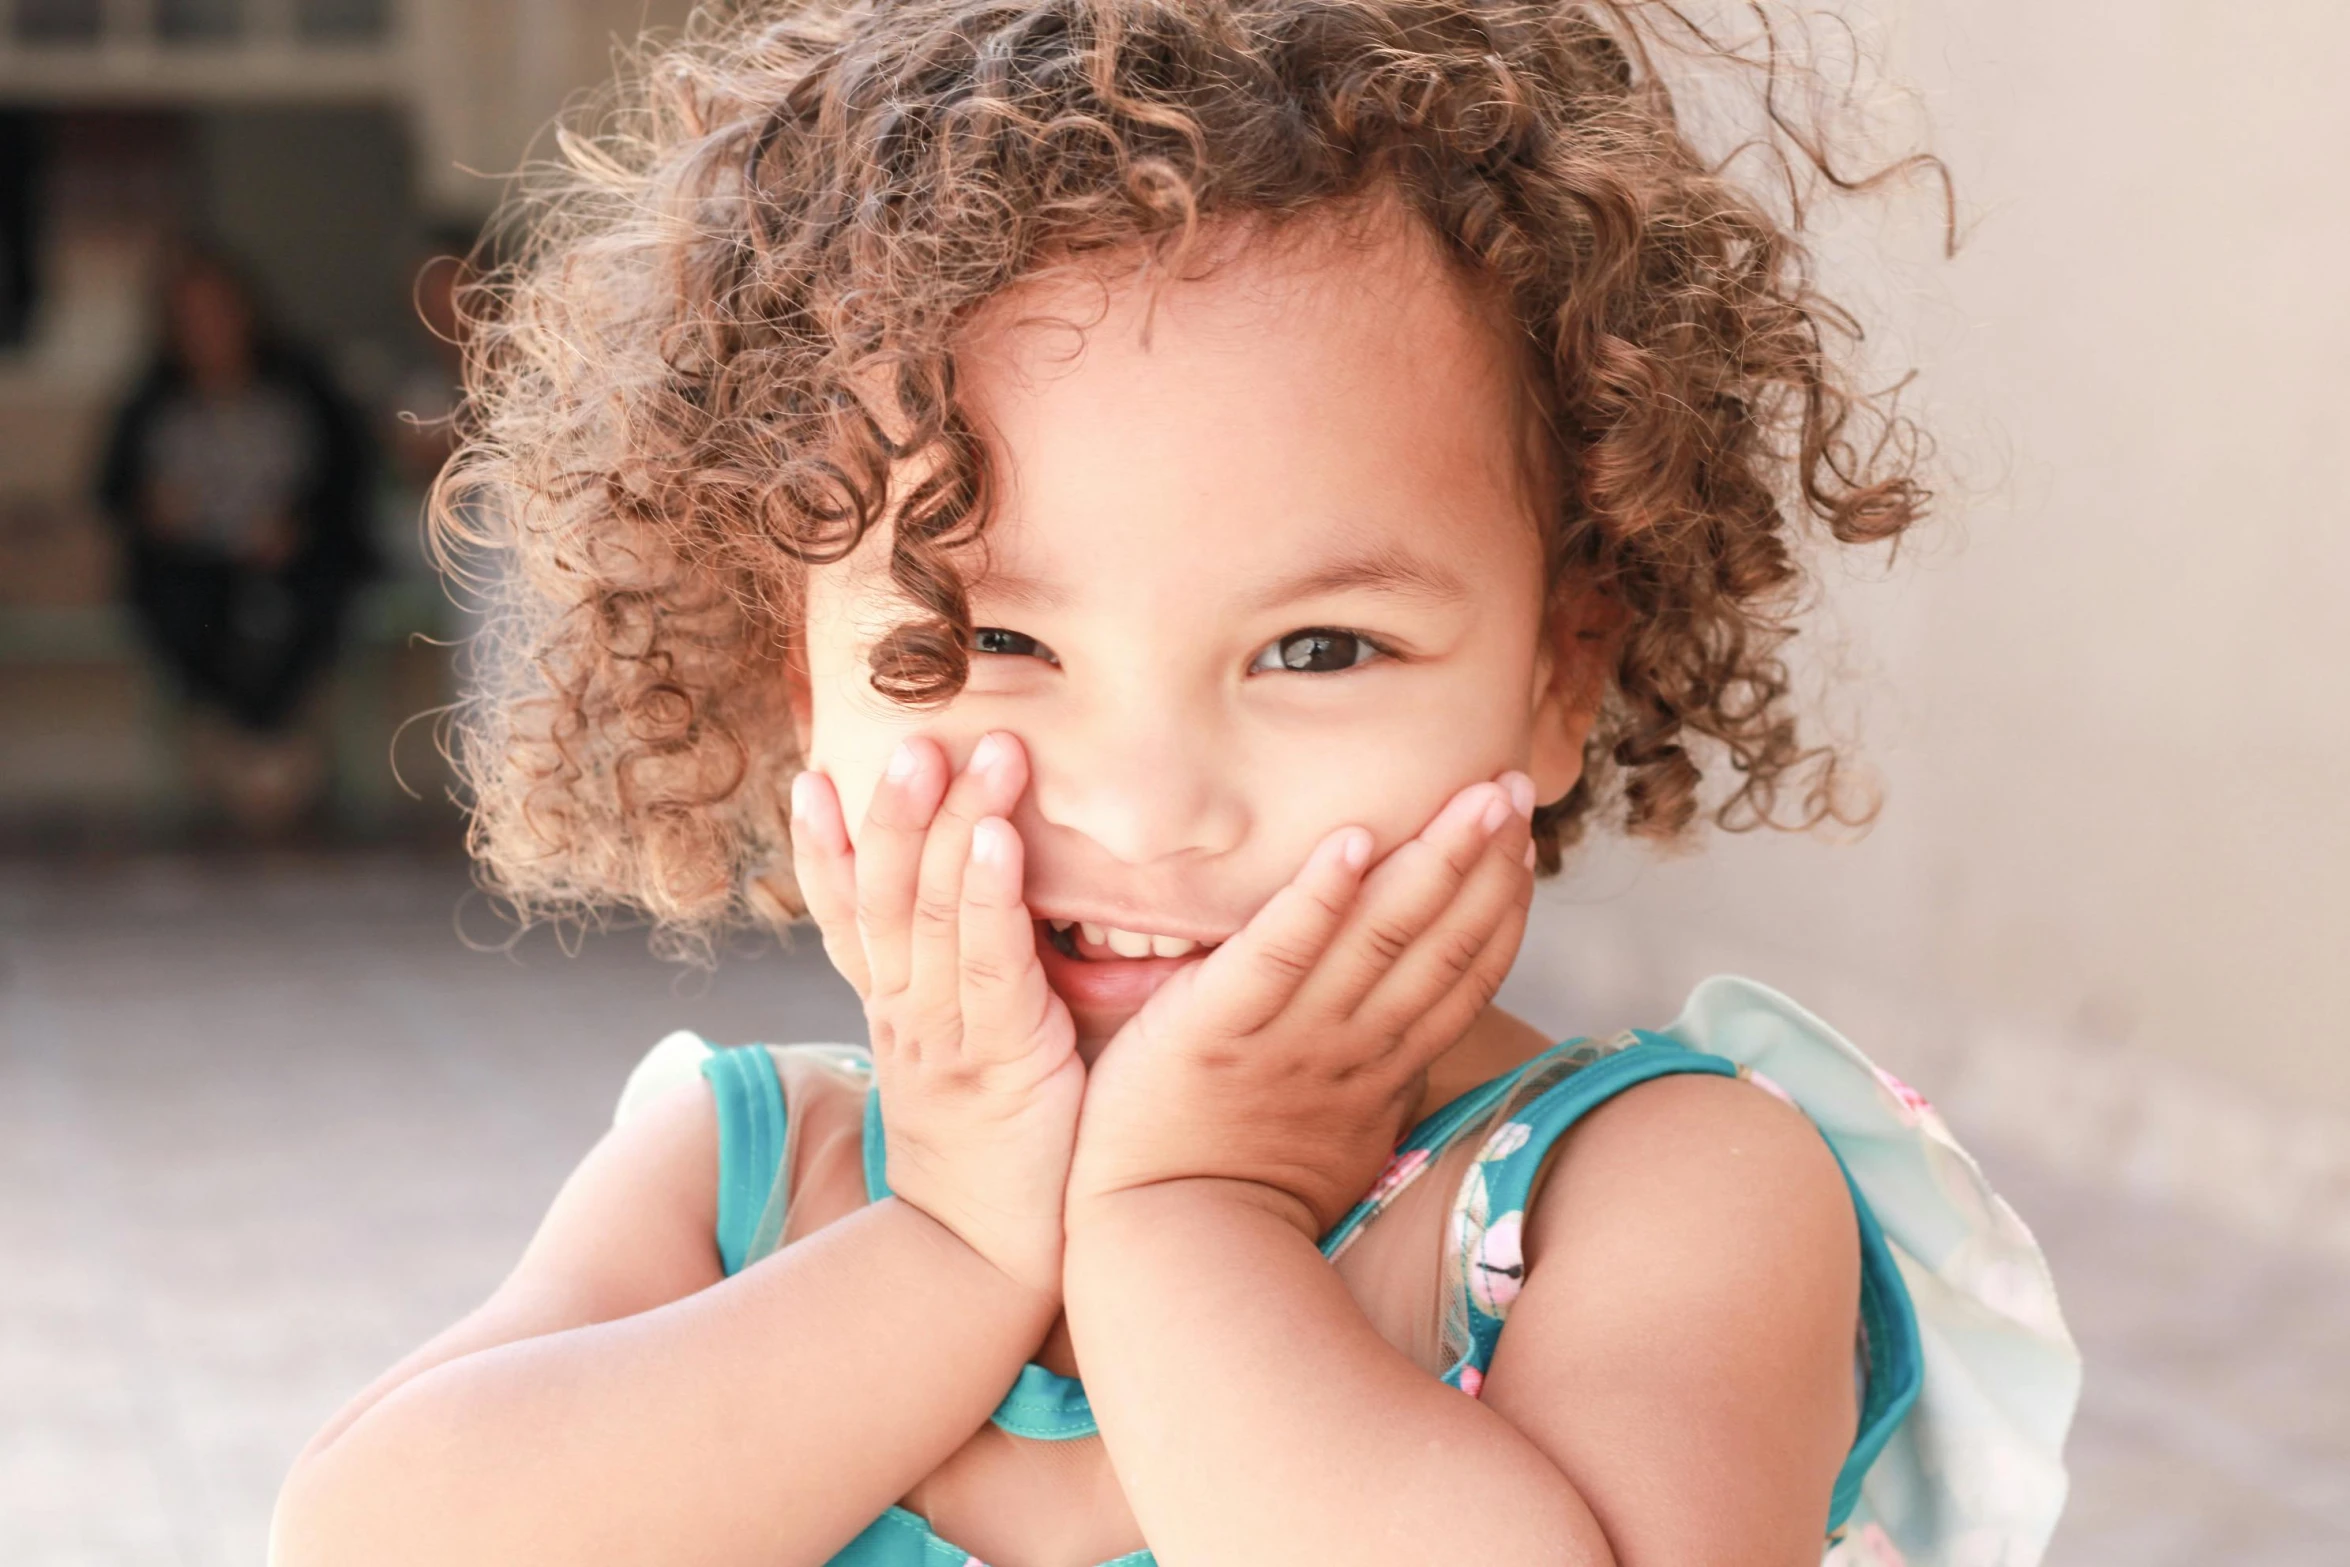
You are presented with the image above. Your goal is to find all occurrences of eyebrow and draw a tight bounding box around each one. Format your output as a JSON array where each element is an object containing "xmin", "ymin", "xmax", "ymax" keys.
[
  {"xmin": 966, "ymin": 567, "xmax": 1067, "ymax": 611},
  {"xmin": 965, "ymin": 543, "xmax": 1470, "ymax": 615},
  {"xmin": 1248, "ymin": 545, "xmax": 1472, "ymax": 611}
]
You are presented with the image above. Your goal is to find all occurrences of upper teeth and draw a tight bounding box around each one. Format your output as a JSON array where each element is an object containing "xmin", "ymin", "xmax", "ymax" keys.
[{"xmin": 1052, "ymin": 919, "xmax": 1198, "ymax": 959}]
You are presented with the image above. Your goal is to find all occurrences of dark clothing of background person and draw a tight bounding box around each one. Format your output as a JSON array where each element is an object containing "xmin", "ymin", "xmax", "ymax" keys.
[{"xmin": 98, "ymin": 341, "xmax": 376, "ymax": 734}]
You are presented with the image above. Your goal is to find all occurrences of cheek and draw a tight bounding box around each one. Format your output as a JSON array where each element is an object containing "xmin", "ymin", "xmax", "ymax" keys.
[
  {"xmin": 1244, "ymin": 672, "xmax": 1534, "ymax": 869},
  {"xmin": 800, "ymin": 647, "xmax": 908, "ymax": 847},
  {"xmin": 800, "ymin": 571, "xmax": 929, "ymax": 842},
  {"xmin": 802, "ymin": 674, "xmax": 995, "ymax": 847}
]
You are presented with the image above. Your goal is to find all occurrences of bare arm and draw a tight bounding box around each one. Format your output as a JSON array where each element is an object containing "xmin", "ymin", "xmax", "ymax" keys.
[
  {"xmin": 277, "ymin": 733, "xmax": 1085, "ymax": 1567},
  {"xmin": 1060, "ymin": 773, "xmax": 1858, "ymax": 1564},
  {"xmin": 1064, "ymin": 1075, "xmax": 1860, "ymax": 1567},
  {"xmin": 271, "ymin": 1080, "xmax": 1054, "ymax": 1567},
  {"xmin": 1068, "ymin": 1178, "xmax": 1610, "ymax": 1566}
]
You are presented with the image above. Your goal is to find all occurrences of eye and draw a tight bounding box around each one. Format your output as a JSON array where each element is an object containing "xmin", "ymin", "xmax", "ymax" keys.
[
  {"xmin": 972, "ymin": 626, "xmax": 1059, "ymax": 665},
  {"xmin": 1247, "ymin": 627, "xmax": 1386, "ymax": 675}
]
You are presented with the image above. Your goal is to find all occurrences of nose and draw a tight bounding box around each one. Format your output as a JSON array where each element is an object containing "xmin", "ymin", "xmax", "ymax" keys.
[{"xmin": 1025, "ymin": 704, "xmax": 1248, "ymax": 866}]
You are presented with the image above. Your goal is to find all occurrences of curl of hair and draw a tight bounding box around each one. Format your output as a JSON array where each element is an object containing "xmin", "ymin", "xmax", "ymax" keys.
[{"xmin": 436, "ymin": 0, "xmax": 1941, "ymax": 939}]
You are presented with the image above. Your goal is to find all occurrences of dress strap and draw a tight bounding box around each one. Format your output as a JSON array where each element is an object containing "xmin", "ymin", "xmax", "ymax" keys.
[
  {"xmin": 861, "ymin": 1082, "xmax": 888, "ymax": 1203},
  {"xmin": 1319, "ymin": 1035, "xmax": 1604, "ymax": 1261},
  {"xmin": 1440, "ymin": 1033, "xmax": 1922, "ymax": 1535},
  {"xmin": 702, "ymin": 1045, "xmax": 788, "ymax": 1277}
]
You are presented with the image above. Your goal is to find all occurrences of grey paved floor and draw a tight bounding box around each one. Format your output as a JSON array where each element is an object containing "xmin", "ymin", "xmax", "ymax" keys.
[{"xmin": 1, "ymin": 854, "xmax": 2343, "ymax": 1565}]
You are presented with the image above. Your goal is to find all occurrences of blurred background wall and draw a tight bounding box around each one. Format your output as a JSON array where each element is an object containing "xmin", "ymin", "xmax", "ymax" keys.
[{"xmin": 1500, "ymin": 0, "xmax": 2350, "ymax": 1259}]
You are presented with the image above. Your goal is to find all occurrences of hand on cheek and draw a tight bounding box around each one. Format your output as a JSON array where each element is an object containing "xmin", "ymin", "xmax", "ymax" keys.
[
  {"xmin": 789, "ymin": 733, "xmax": 1085, "ymax": 1300},
  {"xmin": 1065, "ymin": 770, "xmax": 1539, "ymax": 1241}
]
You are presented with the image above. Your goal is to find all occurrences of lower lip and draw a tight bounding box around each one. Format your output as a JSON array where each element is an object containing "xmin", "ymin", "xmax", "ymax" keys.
[{"xmin": 1034, "ymin": 924, "xmax": 1205, "ymax": 1015}]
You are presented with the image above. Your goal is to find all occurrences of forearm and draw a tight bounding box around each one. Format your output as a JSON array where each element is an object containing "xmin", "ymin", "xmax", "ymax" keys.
[
  {"xmin": 276, "ymin": 1198, "xmax": 1052, "ymax": 1567},
  {"xmin": 1063, "ymin": 1182, "xmax": 1613, "ymax": 1567}
]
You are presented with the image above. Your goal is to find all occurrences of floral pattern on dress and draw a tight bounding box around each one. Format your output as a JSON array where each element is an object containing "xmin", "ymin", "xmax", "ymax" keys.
[
  {"xmin": 1446, "ymin": 1118, "xmax": 1521, "ymax": 1323},
  {"xmin": 1364, "ymin": 1146, "xmax": 1432, "ymax": 1207},
  {"xmin": 1451, "ymin": 1150, "xmax": 1530, "ymax": 1316},
  {"xmin": 1871, "ymin": 1063, "xmax": 1936, "ymax": 1126}
]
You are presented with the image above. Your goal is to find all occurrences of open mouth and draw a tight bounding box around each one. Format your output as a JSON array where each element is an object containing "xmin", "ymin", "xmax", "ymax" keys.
[
  {"xmin": 1034, "ymin": 916, "xmax": 1225, "ymax": 1019},
  {"xmin": 1042, "ymin": 918, "xmax": 1219, "ymax": 963}
]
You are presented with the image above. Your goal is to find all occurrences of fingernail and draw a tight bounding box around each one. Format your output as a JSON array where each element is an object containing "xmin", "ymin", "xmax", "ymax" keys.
[
  {"xmin": 971, "ymin": 817, "xmax": 1010, "ymax": 865},
  {"xmin": 790, "ymin": 770, "xmax": 818, "ymax": 819},
  {"xmin": 1502, "ymin": 772, "xmax": 1536, "ymax": 818},
  {"xmin": 969, "ymin": 732, "xmax": 1005, "ymax": 776},
  {"xmin": 1480, "ymin": 791, "xmax": 1513, "ymax": 834},
  {"xmin": 1338, "ymin": 827, "xmax": 1371, "ymax": 871},
  {"xmin": 885, "ymin": 740, "xmax": 920, "ymax": 784}
]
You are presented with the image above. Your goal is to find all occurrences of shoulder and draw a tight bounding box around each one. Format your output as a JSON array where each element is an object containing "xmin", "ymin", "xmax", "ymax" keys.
[
  {"xmin": 1526, "ymin": 1068, "xmax": 1857, "ymax": 1317},
  {"xmin": 494, "ymin": 1075, "xmax": 724, "ymax": 1324},
  {"xmin": 1479, "ymin": 1070, "xmax": 1862, "ymax": 1556}
]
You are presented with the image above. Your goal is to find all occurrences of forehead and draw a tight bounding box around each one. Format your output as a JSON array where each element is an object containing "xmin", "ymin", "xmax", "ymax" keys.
[{"xmin": 947, "ymin": 210, "xmax": 1543, "ymax": 605}]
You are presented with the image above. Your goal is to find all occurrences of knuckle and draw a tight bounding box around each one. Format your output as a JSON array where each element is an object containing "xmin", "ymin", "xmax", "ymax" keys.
[
  {"xmin": 1429, "ymin": 926, "xmax": 1485, "ymax": 982},
  {"xmin": 960, "ymin": 950, "xmax": 1014, "ymax": 991},
  {"xmin": 1254, "ymin": 938, "xmax": 1318, "ymax": 981},
  {"xmin": 961, "ymin": 876, "xmax": 1013, "ymax": 911},
  {"xmin": 911, "ymin": 891, "xmax": 962, "ymax": 930},
  {"xmin": 1360, "ymin": 915, "xmax": 1416, "ymax": 966},
  {"xmin": 914, "ymin": 1009, "xmax": 966, "ymax": 1051},
  {"xmin": 1357, "ymin": 990, "xmax": 1417, "ymax": 1041},
  {"xmin": 1300, "ymin": 883, "xmax": 1352, "ymax": 924},
  {"xmin": 1443, "ymin": 837, "xmax": 1488, "ymax": 878},
  {"xmin": 1191, "ymin": 1043, "xmax": 1246, "ymax": 1072}
]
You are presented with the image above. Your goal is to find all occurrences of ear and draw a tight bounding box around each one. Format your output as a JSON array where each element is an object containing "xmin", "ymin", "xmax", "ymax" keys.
[{"xmin": 1527, "ymin": 585, "xmax": 1620, "ymax": 809}]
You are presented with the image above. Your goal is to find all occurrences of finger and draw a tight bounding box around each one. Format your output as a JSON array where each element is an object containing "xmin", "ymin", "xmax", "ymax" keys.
[
  {"xmin": 790, "ymin": 769, "xmax": 871, "ymax": 997},
  {"xmin": 854, "ymin": 737, "xmax": 950, "ymax": 1000},
  {"xmin": 1402, "ymin": 868, "xmax": 1534, "ymax": 1061},
  {"xmin": 1297, "ymin": 778, "xmax": 1519, "ymax": 1022},
  {"xmin": 1361, "ymin": 807, "xmax": 1534, "ymax": 1045},
  {"xmin": 906, "ymin": 734, "xmax": 1031, "ymax": 1023},
  {"xmin": 1185, "ymin": 826, "xmax": 1374, "ymax": 1036},
  {"xmin": 959, "ymin": 816, "xmax": 1065, "ymax": 1063}
]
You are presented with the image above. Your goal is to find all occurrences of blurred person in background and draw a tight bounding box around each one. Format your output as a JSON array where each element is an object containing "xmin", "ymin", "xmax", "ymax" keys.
[{"xmin": 97, "ymin": 248, "xmax": 377, "ymax": 837}]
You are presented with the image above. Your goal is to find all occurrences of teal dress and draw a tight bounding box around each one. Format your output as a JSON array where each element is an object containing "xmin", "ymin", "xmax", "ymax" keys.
[{"xmin": 692, "ymin": 1004, "xmax": 1929, "ymax": 1567}]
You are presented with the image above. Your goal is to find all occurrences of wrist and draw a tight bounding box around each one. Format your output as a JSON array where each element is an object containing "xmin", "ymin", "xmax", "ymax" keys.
[
  {"xmin": 1066, "ymin": 1177, "xmax": 1323, "ymax": 1248},
  {"xmin": 880, "ymin": 1195, "xmax": 1064, "ymax": 1326}
]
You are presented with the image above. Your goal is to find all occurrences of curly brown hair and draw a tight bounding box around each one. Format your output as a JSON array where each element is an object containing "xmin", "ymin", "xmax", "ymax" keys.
[{"xmin": 436, "ymin": 0, "xmax": 1939, "ymax": 942}]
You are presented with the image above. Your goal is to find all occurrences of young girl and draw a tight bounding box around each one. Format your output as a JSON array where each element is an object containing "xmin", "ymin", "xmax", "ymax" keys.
[{"xmin": 275, "ymin": 2, "xmax": 2079, "ymax": 1563}]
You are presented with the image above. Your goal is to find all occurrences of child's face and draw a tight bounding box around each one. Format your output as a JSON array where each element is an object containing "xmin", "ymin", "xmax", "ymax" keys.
[{"xmin": 794, "ymin": 214, "xmax": 1598, "ymax": 1043}]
